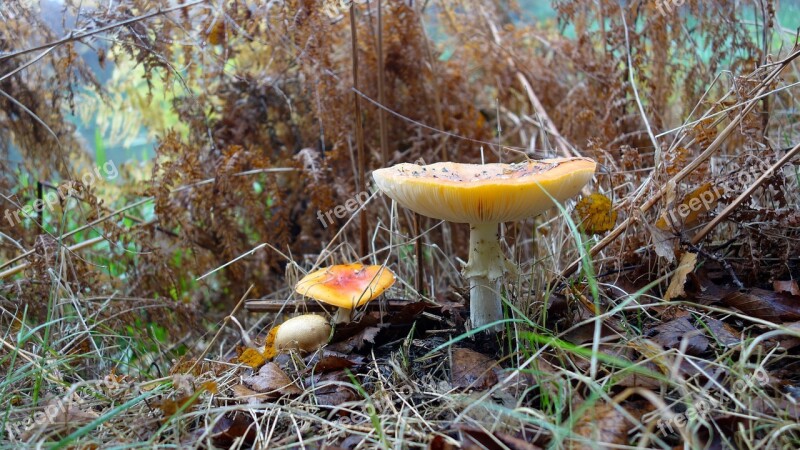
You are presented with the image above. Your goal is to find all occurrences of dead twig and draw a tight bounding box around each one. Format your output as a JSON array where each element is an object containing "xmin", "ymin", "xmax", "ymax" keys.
[
  {"xmin": 0, "ymin": 0, "xmax": 208, "ymax": 62},
  {"xmin": 350, "ymin": 4, "xmax": 369, "ymax": 257},
  {"xmin": 690, "ymin": 141, "xmax": 800, "ymax": 245},
  {"xmin": 556, "ymin": 45, "xmax": 800, "ymax": 281},
  {"xmin": 0, "ymin": 235, "xmax": 105, "ymax": 280},
  {"xmin": 244, "ymin": 298, "xmax": 410, "ymax": 313}
]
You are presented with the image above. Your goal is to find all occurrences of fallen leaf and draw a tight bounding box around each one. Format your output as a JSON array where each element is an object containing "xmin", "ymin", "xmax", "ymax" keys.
[
  {"xmin": 571, "ymin": 401, "xmax": 652, "ymax": 449},
  {"xmin": 236, "ymin": 347, "xmax": 267, "ymax": 369},
  {"xmin": 664, "ymin": 252, "xmax": 697, "ymax": 301},
  {"xmin": 20, "ymin": 399, "xmax": 99, "ymax": 439},
  {"xmin": 562, "ymin": 299, "xmax": 621, "ymax": 345},
  {"xmin": 721, "ymin": 289, "xmax": 800, "ymax": 323},
  {"xmin": 574, "ymin": 193, "xmax": 617, "ymax": 235},
  {"xmin": 644, "ymin": 314, "xmax": 739, "ymax": 353},
  {"xmin": 312, "ymin": 355, "xmax": 356, "ymax": 373},
  {"xmin": 428, "ymin": 434, "xmax": 457, "ymax": 450},
  {"xmin": 201, "ymin": 381, "xmax": 219, "ymax": 395},
  {"xmin": 390, "ymin": 301, "xmax": 428, "ymax": 323},
  {"xmin": 315, "ymin": 385, "xmax": 357, "ymax": 407},
  {"xmin": 210, "ymin": 412, "xmax": 256, "ymax": 448},
  {"xmin": 647, "ymin": 316, "xmax": 709, "ymax": 355},
  {"xmin": 231, "ymin": 384, "xmax": 269, "ymax": 405},
  {"xmin": 646, "ymin": 220, "xmax": 677, "ymax": 263},
  {"xmin": 774, "ymin": 321, "xmax": 800, "ymax": 350},
  {"xmin": 242, "ymin": 362, "xmax": 301, "ymax": 397},
  {"xmin": 702, "ymin": 318, "xmax": 741, "ymax": 347},
  {"xmin": 629, "ymin": 337, "xmax": 717, "ymax": 382},
  {"xmin": 329, "ymin": 326, "xmax": 381, "ymax": 353},
  {"xmin": 457, "ymin": 426, "xmax": 543, "ymax": 450},
  {"xmin": 451, "ymin": 348, "xmax": 498, "ymax": 390},
  {"xmin": 154, "ymin": 395, "xmax": 200, "ymax": 417},
  {"xmin": 352, "ymin": 326, "xmax": 380, "ymax": 347},
  {"xmin": 773, "ymin": 280, "xmax": 800, "ymax": 296}
]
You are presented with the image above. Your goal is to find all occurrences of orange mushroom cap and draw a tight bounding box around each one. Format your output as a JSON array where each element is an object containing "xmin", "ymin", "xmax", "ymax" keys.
[
  {"xmin": 372, "ymin": 157, "xmax": 597, "ymax": 224},
  {"xmin": 295, "ymin": 263, "xmax": 396, "ymax": 309}
]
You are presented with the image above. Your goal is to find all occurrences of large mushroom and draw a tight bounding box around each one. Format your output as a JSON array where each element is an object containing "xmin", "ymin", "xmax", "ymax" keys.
[
  {"xmin": 295, "ymin": 263, "xmax": 396, "ymax": 324},
  {"xmin": 372, "ymin": 158, "xmax": 596, "ymax": 330}
]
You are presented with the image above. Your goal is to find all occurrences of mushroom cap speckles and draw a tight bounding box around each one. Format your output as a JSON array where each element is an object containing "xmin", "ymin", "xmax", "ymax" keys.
[
  {"xmin": 371, "ymin": 157, "xmax": 597, "ymax": 224},
  {"xmin": 295, "ymin": 263, "xmax": 396, "ymax": 309}
]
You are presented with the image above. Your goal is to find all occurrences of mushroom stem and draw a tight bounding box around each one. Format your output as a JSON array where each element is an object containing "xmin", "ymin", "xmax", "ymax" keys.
[
  {"xmin": 469, "ymin": 275, "xmax": 503, "ymax": 330},
  {"xmin": 333, "ymin": 307, "xmax": 352, "ymax": 324},
  {"xmin": 463, "ymin": 222, "xmax": 509, "ymax": 330}
]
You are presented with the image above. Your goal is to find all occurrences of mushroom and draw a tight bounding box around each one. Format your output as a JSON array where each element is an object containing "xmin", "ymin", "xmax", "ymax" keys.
[
  {"xmin": 372, "ymin": 158, "xmax": 596, "ymax": 330},
  {"xmin": 295, "ymin": 263, "xmax": 396, "ymax": 324},
  {"xmin": 273, "ymin": 314, "xmax": 331, "ymax": 353}
]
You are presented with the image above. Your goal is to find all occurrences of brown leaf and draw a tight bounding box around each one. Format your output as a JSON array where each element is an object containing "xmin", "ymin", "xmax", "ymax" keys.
[
  {"xmin": 721, "ymin": 289, "xmax": 800, "ymax": 323},
  {"xmin": 306, "ymin": 370, "xmax": 358, "ymax": 407},
  {"xmin": 428, "ymin": 434, "xmax": 458, "ymax": 450},
  {"xmin": 749, "ymin": 397, "xmax": 800, "ymax": 420},
  {"xmin": 664, "ymin": 252, "xmax": 697, "ymax": 301},
  {"xmin": 457, "ymin": 426, "xmax": 543, "ymax": 450},
  {"xmin": 647, "ymin": 316, "xmax": 709, "ymax": 355},
  {"xmin": 702, "ymin": 318, "xmax": 741, "ymax": 347},
  {"xmin": 315, "ymin": 385, "xmax": 358, "ymax": 407},
  {"xmin": 331, "ymin": 312, "xmax": 380, "ymax": 342},
  {"xmin": 21, "ymin": 399, "xmax": 99, "ymax": 439},
  {"xmin": 571, "ymin": 401, "xmax": 652, "ymax": 449},
  {"xmin": 329, "ymin": 326, "xmax": 381, "ymax": 353},
  {"xmin": 230, "ymin": 384, "xmax": 269, "ymax": 405},
  {"xmin": 210, "ymin": 412, "xmax": 256, "ymax": 448},
  {"xmin": 451, "ymin": 348, "xmax": 498, "ymax": 390},
  {"xmin": 391, "ymin": 301, "xmax": 428, "ymax": 323},
  {"xmin": 774, "ymin": 280, "xmax": 800, "ymax": 296},
  {"xmin": 775, "ymin": 321, "xmax": 800, "ymax": 350},
  {"xmin": 242, "ymin": 362, "xmax": 301, "ymax": 397},
  {"xmin": 313, "ymin": 355, "xmax": 357, "ymax": 373},
  {"xmin": 154, "ymin": 395, "xmax": 200, "ymax": 417},
  {"xmin": 563, "ymin": 299, "xmax": 621, "ymax": 345}
]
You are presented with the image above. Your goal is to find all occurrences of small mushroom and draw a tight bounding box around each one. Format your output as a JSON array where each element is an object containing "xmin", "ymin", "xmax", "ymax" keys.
[
  {"xmin": 295, "ymin": 263, "xmax": 396, "ymax": 323},
  {"xmin": 273, "ymin": 314, "xmax": 331, "ymax": 353},
  {"xmin": 373, "ymin": 158, "xmax": 596, "ymax": 330}
]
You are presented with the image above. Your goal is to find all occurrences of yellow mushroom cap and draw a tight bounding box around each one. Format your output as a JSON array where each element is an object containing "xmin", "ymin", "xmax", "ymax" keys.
[
  {"xmin": 295, "ymin": 263, "xmax": 396, "ymax": 309},
  {"xmin": 372, "ymin": 157, "xmax": 597, "ymax": 224}
]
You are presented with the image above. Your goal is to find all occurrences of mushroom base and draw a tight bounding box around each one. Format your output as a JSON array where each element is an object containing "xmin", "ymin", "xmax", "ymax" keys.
[
  {"xmin": 469, "ymin": 275, "xmax": 503, "ymax": 330},
  {"xmin": 463, "ymin": 222, "xmax": 513, "ymax": 331}
]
